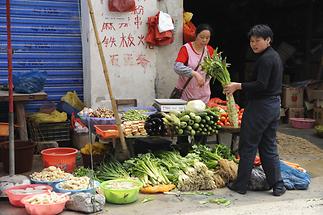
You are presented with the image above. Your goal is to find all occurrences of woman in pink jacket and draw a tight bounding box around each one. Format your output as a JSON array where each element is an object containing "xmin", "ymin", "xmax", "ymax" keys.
[{"xmin": 174, "ymin": 24, "xmax": 215, "ymax": 103}]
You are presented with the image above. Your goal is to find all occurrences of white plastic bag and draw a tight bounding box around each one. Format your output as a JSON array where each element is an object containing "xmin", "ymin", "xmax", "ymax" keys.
[{"xmin": 158, "ymin": 11, "xmax": 174, "ymax": 33}]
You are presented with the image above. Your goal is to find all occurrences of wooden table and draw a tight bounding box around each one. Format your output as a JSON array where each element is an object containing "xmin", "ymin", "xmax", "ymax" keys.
[{"xmin": 0, "ymin": 90, "xmax": 48, "ymax": 140}]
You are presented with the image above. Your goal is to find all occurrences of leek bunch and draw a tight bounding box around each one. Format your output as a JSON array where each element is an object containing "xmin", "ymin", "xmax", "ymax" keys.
[{"xmin": 201, "ymin": 49, "xmax": 239, "ymax": 127}]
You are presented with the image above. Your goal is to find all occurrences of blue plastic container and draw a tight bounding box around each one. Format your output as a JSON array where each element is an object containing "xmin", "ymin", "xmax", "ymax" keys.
[
  {"xmin": 30, "ymin": 178, "xmax": 67, "ymax": 189},
  {"xmin": 77, "ymin": 113, "xmax": 116, "ymax": 131},
  {"xmin": 54, "ymin": 180, "xmax": 100, "ymax": 194}
]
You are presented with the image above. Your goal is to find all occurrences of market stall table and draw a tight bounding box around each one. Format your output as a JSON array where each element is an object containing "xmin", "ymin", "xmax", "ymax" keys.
[
  {"xmin": 0, "ymin": 90, "xmax": 48, "ymax": 140},
  {"xmin": 218, "ymin": 126, "xmax": 240, "ymax": 154}
]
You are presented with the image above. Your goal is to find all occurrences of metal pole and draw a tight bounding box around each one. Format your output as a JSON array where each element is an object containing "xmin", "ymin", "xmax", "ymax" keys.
[
  {"xmin": 6, "ymin": 0, "xmax": 15, "ymax": 176},
  {"xmin": 86, "ymin": 0, "xmax": 129, "ymax": 159}
]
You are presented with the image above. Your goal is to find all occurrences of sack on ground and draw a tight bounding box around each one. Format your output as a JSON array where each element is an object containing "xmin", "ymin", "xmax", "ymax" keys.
[
  {"xmin": 280, "ymin": 160, "xmax": 310, "ymax": 190},
  {"xmin": 169, "ymin": 87, "xmax": 183, "ymax": 99},
  {"xmin": 248, "ymin": 165, "xmax": 271, "ymax": 191}
]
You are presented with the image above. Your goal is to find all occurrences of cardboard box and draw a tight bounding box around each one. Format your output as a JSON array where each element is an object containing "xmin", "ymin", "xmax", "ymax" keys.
[
  {"xmin": 313, "ymin": 107, "xmax": 323, "ymax": 125},
  {"xmin": 282, "ymin": 87, "xmax": 304, "ymax": 108},
  {"xmin": 288, "ymin": 107, "xmax": 304, "ymax": 119},
  {"xmin": 306, "ymin": 81, "xmax": 323, "ymax": 101}
]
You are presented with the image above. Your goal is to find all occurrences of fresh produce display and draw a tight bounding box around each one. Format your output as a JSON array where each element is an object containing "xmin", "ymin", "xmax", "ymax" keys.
[
  {"xmin": 73, "ymin": 166, "xmax": 95, "ymax": 177},
  {"xmin": 162, "ymin": 109, "xmax": 220, "ymax": 136},
  {"xmin": 103, "ymin": 180, "xmax": 138, "ymax": 190},
  {"xmin": 100, "ymin": 179, "xmax": 143, "ymax": 204},
  {"xmin": 123, "ymin": 153, "xmax": 171, "ymax": 187},
  {"xmin": 95, "ymin": 160, "xmax": 131, "ymax": 182},
  {"xmin": 201, "ymin": 49, "xmax": 239, "ymax": 127},
  {"xmin": 208, "ymin": 98, "xmax": 244, "ymax": 127},
  {"xmin": 58, "ymin": 176, "xmax": 90, "ymax": 190},
  {"xmin": 144, "ymin": 112, "xmax": 167, "ymax": 136},
  {"xmin": 79, "ymin": 107, "xmax": 114, "ymax": 118},
  {"xmin": 80, "ymin": 142, "xmax": 107, "ymax": 155},
  {"xmin": 23, "ymin": 191, "xmax": 68, "ymax": 205},
  {"xmin": 157, "ymin": 151, "xmax": 216, "ymax": 191},
  {"xmin": 8, "ymin": 186, "xmax": 50, "ymax": 195},
  {"xmin": 30, "ymin": 166, "xmax": 72, "ymax": 182},
  {"xmin": 122, "ymin": 120, "xmax": 147, "ymax": 136},
  {"xmin": 192, "ymin": 144, "xmax": 236, "ymax": 169},
  {"xmin": 217, "ymin": 109, "xmax": 244, "ymax": 127},
  {"xmin": 185, "ymin": 100, "xmax": 206, "ymax": 113},
  {"xmin": 122, "ymin": 110, "xmax": 148, "ymax": 121}
]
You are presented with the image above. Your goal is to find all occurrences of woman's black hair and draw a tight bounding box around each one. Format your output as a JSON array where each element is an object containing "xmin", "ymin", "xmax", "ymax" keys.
[
  {"xmin": 248, "ymin": 24, "xmax": 274, "ymax": 43},
  {"xmin": 195, "ymin": 24, "xmax": 213, "ymax": 37}
]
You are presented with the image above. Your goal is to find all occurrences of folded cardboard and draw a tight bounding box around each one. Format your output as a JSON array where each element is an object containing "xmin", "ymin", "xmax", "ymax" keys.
[
  {"xmin": 287, "ymin": 107, "xmax": 304, "ymax": 119},
  {"xmin": 282, "ymin": 87, "xmax": 304, "ymax": 108},
  {"xmin": 306, "ymin": 81, "xmax": 323, "ymax": 101}
]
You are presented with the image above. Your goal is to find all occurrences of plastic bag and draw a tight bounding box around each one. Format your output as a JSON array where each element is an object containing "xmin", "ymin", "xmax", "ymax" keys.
[
  {"xmin": 29, "ymin": 110, "xmax": 67, "ymax": 124},
  {"xmin": 61, "ymin": 91, "xmax": 85, "ymax": 111},
  {"xmin": 183, "ymin": 21, "xmax": 196, "ymax": 43},
  {"xmin": 158, "ymin": 11, "xmax": 174, "ymax": 33},
  {"xmin": 145, "ymin": 12, "xmax": 174, "ymax": 46},
  {"xmin": 108, "ymin": 0, "xmax": 135, "ymax": 12},
  {"xmin": 13, "ymin": 70, "xmax": 47, "ymax": 94},
  {"xmin": 280, "ymin": 161, "xmax": 311, "ymax": 190},
  {"xmin": 248, "ymin": 166, "xmax": 271, "ymax": 191}
]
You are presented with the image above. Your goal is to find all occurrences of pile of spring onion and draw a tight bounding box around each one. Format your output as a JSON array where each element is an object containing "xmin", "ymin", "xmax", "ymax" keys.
[
  {"xmin": 123, "ymin": 153, "xmax": 170, "ymax": 187},
  {"xmin": 156, "ymin": 151, "xmax": 216, "ymax": 191},
  {"xmin": 201, "ymin": 49, "xmax": 239, "ymax": 127},
  {"xmin": 95, "ymin": 160, "xmax": 131, "ymax": 182}
]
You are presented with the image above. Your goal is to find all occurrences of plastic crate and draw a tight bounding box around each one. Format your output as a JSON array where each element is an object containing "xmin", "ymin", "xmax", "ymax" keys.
[
  {"xmin": 94, "ymin": 124, "xmax": 119, "ymax": 139},
  {"xmin": 28, "ymin": 120, "xmax": 71, "ymax": 142}
]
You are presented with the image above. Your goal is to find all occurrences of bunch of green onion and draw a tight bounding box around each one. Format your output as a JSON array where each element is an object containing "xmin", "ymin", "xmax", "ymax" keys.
[{"xmin": 201, "ymin": 49, "xmax": 239, "ymax": 127}]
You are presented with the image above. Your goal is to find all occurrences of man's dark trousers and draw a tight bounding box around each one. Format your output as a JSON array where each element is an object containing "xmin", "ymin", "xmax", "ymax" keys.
[{"xmin": 234, "ymin": 96, "xmax": 283, "ymax": 190}]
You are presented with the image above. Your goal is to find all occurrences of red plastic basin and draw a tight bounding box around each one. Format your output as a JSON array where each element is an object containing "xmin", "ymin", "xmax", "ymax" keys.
[
  {"xmin": 21, "ymin": 193, "xmax": 69, "ymax": 215},
  {"xmin": 289, "ymin": 118, "xmax": 315, "ymax": 129},
  {"xmin": 5, "ymin": 184, "xmax": 52, "ymax": 207},
  {"xmin": 41, "ymin": 148, "xmax": 78, "ymax": 173}
]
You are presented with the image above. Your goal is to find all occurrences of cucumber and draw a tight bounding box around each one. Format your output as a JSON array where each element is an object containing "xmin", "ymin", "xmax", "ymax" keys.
[
  {"xmin": 190, "ymin": 130, "xmax": 196, "ymax": 136},
  {"xmin": 205, "ymin": 116, "xmax": 210, "ymax": 122},
  {"xmin": 198, "ymin": 112, "xmax": 208, "ymax": 117},
  {"xmin": 180, "ymin": 121, "xmax": 188, "ymax": 128},
  {"xmin": 189, "ymin": 112, "xmax": 196, "ymax": 119},
  {"xmin": 180, "ymin": 115, "xmax": 190, "ymax": 122},
  {"xmin": 194, "ymin": 116, "xmax": 202, "ymax": 123},
  {"xmin": 193, "ymin": 123, "xmax": 199, "ymax": 129},
  {"xmin": 188, "ymin": 119, "xmax": 195, "ymax": 125},
  {"xmin": 177, "ymin": 128, "xmax": 184, "ymax": 135}
]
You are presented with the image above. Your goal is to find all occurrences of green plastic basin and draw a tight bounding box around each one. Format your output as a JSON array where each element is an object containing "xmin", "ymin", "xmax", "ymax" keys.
[{"xmin": 100, "ymin": 179, "xmax": 143, "ymax": 204}]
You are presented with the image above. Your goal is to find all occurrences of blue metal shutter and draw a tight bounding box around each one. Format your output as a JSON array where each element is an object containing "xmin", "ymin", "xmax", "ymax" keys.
[{"xmin": 0, "ymin": 0, "xmax": 83, "ymax": 113}]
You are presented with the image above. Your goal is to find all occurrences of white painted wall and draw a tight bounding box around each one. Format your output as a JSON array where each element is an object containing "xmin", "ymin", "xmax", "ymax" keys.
[{"xmin": 81, "ymin": 0, "xmax": 182, "ymax": 108}]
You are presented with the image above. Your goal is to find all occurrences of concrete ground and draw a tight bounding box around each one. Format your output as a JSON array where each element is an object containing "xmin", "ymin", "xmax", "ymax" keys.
[{"xmin": 1, "ymin": 123, "xmax": 323, "ymax": 215}]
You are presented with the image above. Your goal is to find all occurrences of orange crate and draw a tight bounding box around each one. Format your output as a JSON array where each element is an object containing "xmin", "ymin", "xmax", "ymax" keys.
[
  {"xmin": 0, "ymin": 123, "xmax": 9, "ymax": 136},
  {"xmin": 94, "ymin": 125, "xmax": 119, "ymax": 139}
]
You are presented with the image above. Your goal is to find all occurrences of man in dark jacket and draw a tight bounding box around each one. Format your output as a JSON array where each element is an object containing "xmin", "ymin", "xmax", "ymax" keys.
[{"xmin": 224, "ymin": 24, "xmax": 286, "ymax": 196}]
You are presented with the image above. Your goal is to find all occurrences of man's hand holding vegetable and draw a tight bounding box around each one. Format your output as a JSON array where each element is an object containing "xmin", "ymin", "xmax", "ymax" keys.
[{"xmin": 224, "ymin": 82, "xmax": 242, "ymax": 95}]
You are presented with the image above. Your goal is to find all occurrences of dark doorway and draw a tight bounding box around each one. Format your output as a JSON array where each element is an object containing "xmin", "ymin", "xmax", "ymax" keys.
[{"xmin": 184, "ymin": 0, "xmax": 323, "ymax": 106}]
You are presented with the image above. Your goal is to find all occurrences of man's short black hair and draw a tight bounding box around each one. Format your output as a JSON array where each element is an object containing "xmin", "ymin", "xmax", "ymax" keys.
[{"xmin": 248, "ymin": 24, "xmax": 273, "ymax": 43}]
